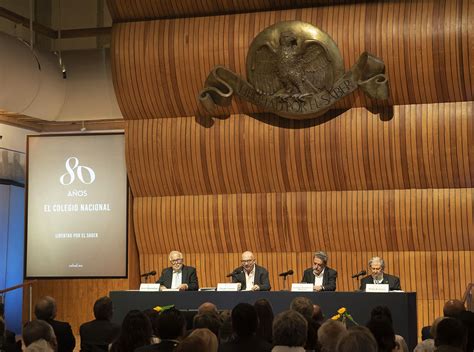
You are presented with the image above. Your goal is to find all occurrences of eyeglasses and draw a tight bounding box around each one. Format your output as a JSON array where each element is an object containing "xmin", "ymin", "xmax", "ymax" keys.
[
  {"xmin": 170, "ymin": 258, "xmax": 183, "ymax": 264},
  {"xmin": 241, "ymin": 259, "xmax": 254, "ymax": 263}
]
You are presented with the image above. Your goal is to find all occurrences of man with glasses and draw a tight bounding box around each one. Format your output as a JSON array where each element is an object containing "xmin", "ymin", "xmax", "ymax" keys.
[
  {"xmin": 156, "ymin": 250, "xmax": 199, "ymax": 291},
  {"xmin": 360, "ymin": 256, "xmax": 401, "ymax": 291},
  {"xmin": 301, "ymin": 251, "xmax": 337, "ymax": 291},
  {"xmin": 231, "ymin": 251, "xmax": 271, "ymax": 291}
]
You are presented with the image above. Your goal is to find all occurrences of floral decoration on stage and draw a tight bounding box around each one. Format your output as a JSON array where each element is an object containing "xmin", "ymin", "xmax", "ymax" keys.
[
  {"xmin": 330, "ymin": 307, "xmax": 358, "ymax": 325},
  {"xmin": 153, "ymin": 304, "xmax": 175, "ymax": 313}
]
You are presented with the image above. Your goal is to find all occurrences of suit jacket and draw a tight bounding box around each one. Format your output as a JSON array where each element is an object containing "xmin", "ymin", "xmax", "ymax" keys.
[
  {"xmin": 359, "ymin": 273, "xmax": 401, "ymax": 291},
  {"xmin": 301, "ymin": 267, "xmax": 337, "ymax": 291},
  {"xmin": 46, "ymin": 319, "xmax": 76, "ymax": 352},
  {"xmin": 156, "ymin": 265, "xmax": 199, "ymax": 291},
  {"xmin": 79, "ymin": 319, "xmax": 121, "ymax": 351},
  {"xmin": 232, "ymin": 264, "xmax": 271, "ymax": 291}
]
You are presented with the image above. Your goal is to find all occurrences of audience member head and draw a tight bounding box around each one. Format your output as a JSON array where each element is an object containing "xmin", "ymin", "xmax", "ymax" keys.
[
  {"xmin": 231, "ymin": 303, "xmax": 258, "ymax": 338},
  {"xmin": 190, "ymin": 328, "xmax": 218, "ymax": 352},
  {"xmin": 198, "ymin": 302, "xmax": 218, "ymax": 316},
  {"xmin": 254, "ymin": 299, "xmax": 274, "ymax": 343},
  {"xmin": 156, "ymin": 307, "xmax": 186, "ymax": 340},
  {"xmin": 430, "ymin": 316, "xmax": 446, "ymax": 339},
  {"xmin": 318, "ymin": 320, "xmax": 347, "ymax": 352},
  {"xmin": 313, "ymin": 251, "xmax": 328, "ymax": 275},
  {"xmin": 443, "ymin": 299, "xmax": 465, "ymax": 318},
  {"xmin": 370, "ymin": 305, "xmax": 393, "ymax": 324},
  {"xmin": 413, "ymin": 339, "xmax": 435, "ymax": 352},
  {"xmin": 366, "ymin": 315, "xmax": 397, "ymax": 352},
  {"xmin": 176, "ymin": 334, "xmax": 206, "ymax": 352},
  {"xmin": 93, "ymin": 296, "xmax": 114, "ymax": 321},
  {"xmin": 23, "ymin": 319, "xmax": 57, "ymax": 349},
  {"xmin": 273, "ymin": 310, "xmax": 307, "ymax": 347},
  {"xmin": 218, "ymin": 311, "xmax": 233, "ymax": 344},
  {"xmin": 193, "ymin": 312, "xmax": 222, "ymax": 337},
  {"xmin": 458, "ymin": 310, "xmax": 474, "ymax": 352},
  {"xmin": 313, "ymin": 304, "xmax": 324, "ymax": 322},
  {"xmin": 34, "ymin": 296, "xmax": 56, "ymax": 320},
  {"xmin": 143, "ymin": 309, "xmax": 161, "ymax": 337},
  {"xmin": 336, "ymin": 326, "xmax": 377, "ymax": 352},
  {"xmin": 435, "ymin": 317, "xmax": 467, "ymax": 349},
  {"xmin": 110, "ymin": 310, "xmax": 152, "ymax": 352},
  {"xmin": 0, "ymin": 302, "xmax": 4, "ymax": 317},
  {"xmin": 290, "ymin": 296, "xmax": 314, "ymax": 321}
]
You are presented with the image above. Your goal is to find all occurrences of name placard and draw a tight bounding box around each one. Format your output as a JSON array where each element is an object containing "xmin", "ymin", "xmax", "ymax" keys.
[
  {"xmin": 291, "ymin": 283, "xmax": 314, "ymax": 292},
  {"xmin": 139, "ymin": 283, "xmax": 161, "ymax": 292},
  {"xmin": 217, "ymin": 283, "xmax": 240, "ymax": 291},
  {"xmin": 365, "ymin": 284, "xmax": 389, "ymax": 293}
]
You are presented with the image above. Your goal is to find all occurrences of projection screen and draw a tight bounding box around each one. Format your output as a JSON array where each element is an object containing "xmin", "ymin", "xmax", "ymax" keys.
[{"xmin": 26, "ymin": 133, "xmax": 127, "ymax": 278}]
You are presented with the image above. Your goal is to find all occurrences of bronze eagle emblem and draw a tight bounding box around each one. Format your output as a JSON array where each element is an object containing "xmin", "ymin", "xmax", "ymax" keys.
[{"xmin": 250, "ymin": 31, "xmax": 334, "ymax": 101}]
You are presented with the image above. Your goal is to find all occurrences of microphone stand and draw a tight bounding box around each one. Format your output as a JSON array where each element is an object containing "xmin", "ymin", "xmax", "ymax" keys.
[
  {"xmin": 281, "ymin": 274, "xmax": 289, "ymax": 291},
  {"xmin": 141, "ymin": 273, "xmax": 152, "ymax": 283}
]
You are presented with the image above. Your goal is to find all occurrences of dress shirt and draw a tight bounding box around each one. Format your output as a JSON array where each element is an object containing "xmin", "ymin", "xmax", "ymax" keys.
[
  {"xmin": 171, "ymin": 270, "xmax": 182, "ymax": 288},
  {"xmin": 245, "ymin": 266, "xmax": 256, "ymax": 290},
  {"xmin": 374, "ymin": 275, "xmax": 384, "ymax": 284},
  {"xmin": 314, "ymin": 269, "xmax": 325, "ymax": 287}
]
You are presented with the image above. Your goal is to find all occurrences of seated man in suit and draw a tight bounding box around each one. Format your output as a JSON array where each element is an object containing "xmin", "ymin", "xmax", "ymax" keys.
[
  {"xmin": 360, "ymin": 256, "xmax": 401, "ymax": 291},
  {"xmin": 301, "ymin": 251, "xmax": 337, "ymax": 291},
  {"xmin": 34, "ymin": 296, "xmax": 75, "ymax": 352},
  {"xmin": 157, "ymin": 250, "xmax": 199, "ymax": 291},
  {"xmin": 232, "ymin": 251, "xmax": 271, "ymax": 291},
  {"xmin": 79, "ymin": 296, "xmax": 121, "ymax": 351}
]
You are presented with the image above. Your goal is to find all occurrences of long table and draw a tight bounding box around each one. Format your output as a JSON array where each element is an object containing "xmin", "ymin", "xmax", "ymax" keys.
[{"xmin": 110, "ymin": 291, "xmax": 417, "ymax": 350}]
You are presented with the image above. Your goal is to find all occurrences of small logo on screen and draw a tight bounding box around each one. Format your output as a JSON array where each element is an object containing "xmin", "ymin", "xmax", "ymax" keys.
[
  {"xmin": 68, "ymin": 263, "xmax": 83, "ymax": 268},
  {"xmin": 60, "ymin": 157, "xmax": 96, "ymax": 185}
]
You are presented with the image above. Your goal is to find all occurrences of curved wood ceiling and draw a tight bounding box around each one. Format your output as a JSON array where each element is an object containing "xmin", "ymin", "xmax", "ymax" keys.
[{"xmin": 107, "ymin": 0, "xmax": 360, "ymax": 22}]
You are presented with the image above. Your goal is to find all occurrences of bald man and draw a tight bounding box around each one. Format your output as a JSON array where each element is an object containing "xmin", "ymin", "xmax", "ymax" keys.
[
  {"xmin": 156, "ymin": 251, "xmax": 199, "ymax": 291},
  {"xmin": 231, "ymin": 251, "xmax": 271, "ymax": 291}
]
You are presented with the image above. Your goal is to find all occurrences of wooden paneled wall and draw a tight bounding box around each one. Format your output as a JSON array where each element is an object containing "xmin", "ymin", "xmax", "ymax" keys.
[
  {"xmin": 125, "ymin": 103, "xmax": 473, "ymax": 197},
  {"xmin": 111, "ymin": 1, "xmax": 473, "ymax": 119}
]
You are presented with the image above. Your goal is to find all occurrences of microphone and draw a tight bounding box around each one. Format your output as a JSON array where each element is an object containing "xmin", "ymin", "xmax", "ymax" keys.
[
  {"xmin": 279, "ymin": 269, "xmax": 294, "ymax": 277},
  {"xmin": 351, "ymin": 270, "xmax": 367, "ymax": 278},
  {"xmin": 140, "ymin": 270, "xmax": 156, "ymax": 277},
  {"xmin": 226, "ymin": 268, "xmax": 242, "ymax": 278}
]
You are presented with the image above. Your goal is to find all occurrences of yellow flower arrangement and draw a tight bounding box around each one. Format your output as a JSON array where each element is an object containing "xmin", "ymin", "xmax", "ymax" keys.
[
  {"xmin": 331, "ymin": 307, "xmax": 358, "ymax": 325},
  {"xmin": 153, "ymin": 304, "xmax": 175, "ymax": 313}
]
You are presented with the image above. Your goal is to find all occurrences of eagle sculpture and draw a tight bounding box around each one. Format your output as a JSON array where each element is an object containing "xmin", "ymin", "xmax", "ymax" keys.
[{"xmin": 250, "ymin": 31, "xmax": 334, "ymax": 101}]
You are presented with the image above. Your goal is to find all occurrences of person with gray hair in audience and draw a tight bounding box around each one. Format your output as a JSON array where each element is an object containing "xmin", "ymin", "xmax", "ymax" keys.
[
  {"xmin": 360, "ymin": 257, "xmax": 401, "ymax": 291},
  {"xmin": 317, "ymin": 320, "xmax": 346, "ymax": 352},
  {"xmin": 301, "ymin": 251, "xmax": 337, "ymax": 291},
  {"xmin": 272, "ymin": 310, "xmax": 307, "ymax": 352},
  {"xmin": 336, "ymin": 326, "xmax": 377, "ymax": 352},
  {"xmin": 23, "ymin": 319, "xmax": 57, "ymax": 352},
  {"xmin": 197, "ymin": 302, "xmax": 218, "ymax": 316}
]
